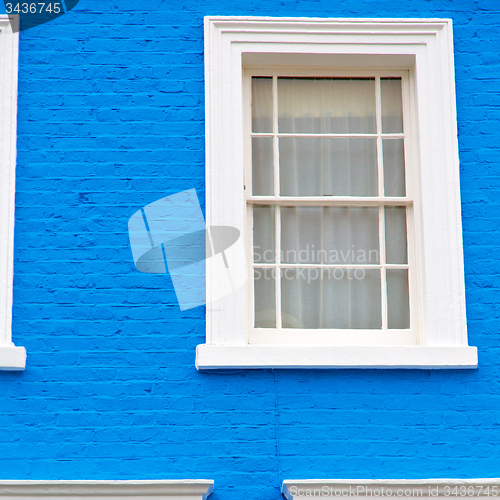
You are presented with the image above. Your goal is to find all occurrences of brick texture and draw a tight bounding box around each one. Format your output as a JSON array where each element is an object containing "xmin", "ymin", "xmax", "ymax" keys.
[{"xmin": 1, "ymin": 1, "xmax": 499, "ymax": 499}]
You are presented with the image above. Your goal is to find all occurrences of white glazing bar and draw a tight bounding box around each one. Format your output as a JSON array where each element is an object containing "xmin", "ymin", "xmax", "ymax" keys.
[
  {"xmin": 375, "ymin": 76, "xmax": 388, "ymax": 330},
  {"xmin": 401, "ymin": 74, "xmax": 414, "ymax": 333},
  {"xmin": 273, "ymin": 76, "xmax": 279, "ymax": 197},
  {"xmin": 252, "ymin": 263, "xmax": 410, "ymax": 269},
  {"xmin": 251, "ymin": 133, "xmax": 405, "ymax": 138},
  {"xmin": 248, "ymin": 77, "xmax": 256, "ymax": 331},
  {"xmin": 251, "ymin": 132, "xmax": 405, "ymax": 139},
  {"xmin": 273, "ymin": 75, "xmax": 282, "ymax": 330},
  {"xmin": 278, "ymin": 133, "xmax": 404, "ymax": 138},
  {"xmin": 247, "ymin": 197, "xmax": 411, "ymax": 206}
]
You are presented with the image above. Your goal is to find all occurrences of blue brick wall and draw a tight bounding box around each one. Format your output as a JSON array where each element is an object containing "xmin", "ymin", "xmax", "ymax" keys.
[{"xmin": 0, "ymin": 1, "xmax": 499, "ymax": 499}]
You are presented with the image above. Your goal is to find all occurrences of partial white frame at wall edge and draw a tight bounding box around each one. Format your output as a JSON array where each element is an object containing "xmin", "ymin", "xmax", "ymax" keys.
[
  {"xmin": 198, "ymin": 16, "xmax": 477, "ymax": 370},
  {"xmin": 0, "ymin": 480, "xmax": 214, "ymax": 499},
  {"xmin": 0, "ymin": 15, "xmax": 25, "ymax": 371},
  {"xmin": 282, "ymin": 479, "xmax": 500, "ymax": 500}
]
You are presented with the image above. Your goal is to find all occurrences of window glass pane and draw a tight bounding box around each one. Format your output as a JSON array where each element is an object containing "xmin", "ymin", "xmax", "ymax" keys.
[
  {"xmin": 252, "ymin": 77, "xmax": 273, "ymax": 133},
  {"xmin": 387, "ymin": 269, "xmax": 410, "ymax": 329},
  {"xmin": 252, "ymin": 137, "xmax": 274, "ymax": 195},
  {"xmin": 278, "ymin": 77, "xmax": 376, "ymax": 134},
  {"xmin": 253, "ymin": 205, "xmax": 275, "ymax": 263},
  {"xmin": 281, "ymin": 268, "xmax": 381, "ymax": 329},
  {"xmin": 385, "ymin": 207, "xmax": 407, "ymax": 264},
  {"xmin": 383, "ymin": 139, "xmax": 406, "ymax": 197},
  {"xmin": 381, "ymin": 77, "xmax": 403, "ymax": 133},
  {"xmin": 254, "ymin": 268, "xmax": 276, "ymax": 328},
  {"xmin": 279, "ymin": 137, "xmax": 377, "ymax": 196},
  {"xmin": 281, "ymin": 207, "xmax": 379, "ymax": 264}
]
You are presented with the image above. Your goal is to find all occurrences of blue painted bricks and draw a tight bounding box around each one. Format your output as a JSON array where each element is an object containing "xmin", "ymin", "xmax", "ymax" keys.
[{"xmin": 1, "ymin": 1, "xmax": 500, "ymax": 499}]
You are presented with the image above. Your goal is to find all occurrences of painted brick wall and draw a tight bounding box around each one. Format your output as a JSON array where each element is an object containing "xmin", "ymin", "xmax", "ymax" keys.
[{"xmin": 0, "ymin": 1, "xmax": 499, "ymax": 499}]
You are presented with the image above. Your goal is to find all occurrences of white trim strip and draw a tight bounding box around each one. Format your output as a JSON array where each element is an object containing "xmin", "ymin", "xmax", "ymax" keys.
[
  {"xmin": 0, "ymin": 480, "xmax": 214, "ymax": 499},
  {"xmin": 0, "ymin": 15, "xmax": 25, "ymax": 371}
]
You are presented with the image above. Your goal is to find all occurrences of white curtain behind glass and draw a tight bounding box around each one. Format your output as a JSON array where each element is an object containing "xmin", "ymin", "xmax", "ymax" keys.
[
  {"xmin": 278, "ymin": 78, "xmax": 377, "ymax": 197},
  {"xmin": 280, "ymin": 78, "xmax": 379, "ymax": 329},
  {"xmin": 252, "ymin": 77, "xmax": 409, "ymax": 330}
]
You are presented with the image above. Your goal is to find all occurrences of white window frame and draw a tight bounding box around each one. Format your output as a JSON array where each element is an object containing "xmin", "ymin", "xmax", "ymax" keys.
[
  {"xmin": 0, "ymin": 15, "xmax": 25, "ymax": 371},
  {"xmin": 197, "ymin": 16, "xmax": 477, "ymax": 370},
  {"xmin": 0, "ymin": 480, "xmax": 214, "ymax": 499}
]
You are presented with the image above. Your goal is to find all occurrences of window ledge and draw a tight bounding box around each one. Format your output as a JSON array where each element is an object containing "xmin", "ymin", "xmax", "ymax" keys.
[
  {"xmin": 0, "ymin": 345, "xmax": 26, "ymax": 371},
  {"xmin": 196, "ymin": 345, "xmax": 478, "ymax": 370},
  {"xmin": 0, "ymin": 480, "xmax": 214, "ymax": 499}
]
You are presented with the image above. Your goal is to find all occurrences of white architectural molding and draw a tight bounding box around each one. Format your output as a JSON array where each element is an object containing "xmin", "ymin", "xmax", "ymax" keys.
[
  {"xmin": 196, "ymin": 345, "xmax": 477, "ymax": 370},
  {"xmin": 0, "ymin": 15, "xmax": 25, "ymax": 371},
  {"xmin": 0, "ymin": 480, "xmax": 214, "ymax": 499},
  {"xmin": 283, "ymin": 479, "xmax": 500, "ymax": 499},
  {"xmin": 200, "ymin": 16, "xmax": 477, "ymax": 369}
]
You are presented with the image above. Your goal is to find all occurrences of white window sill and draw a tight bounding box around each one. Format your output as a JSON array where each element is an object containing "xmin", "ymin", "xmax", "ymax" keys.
[
  {"xmin": 0, "ymin": 480, "xmax": 214, "ymax": 499},
  {"xmin": 0, "ymin": 345, "xmax": 26, "ymax": 371},
  {"xmin": 196, "ymin": 345, "xmax": 478, "ymax": 370}
]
